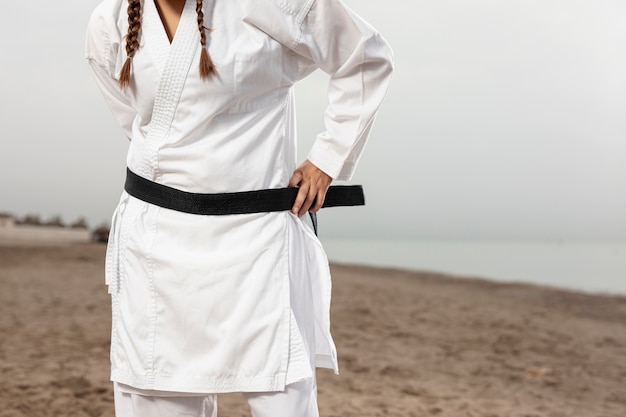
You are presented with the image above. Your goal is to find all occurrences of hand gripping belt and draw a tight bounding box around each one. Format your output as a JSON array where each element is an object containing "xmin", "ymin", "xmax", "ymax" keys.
[{"xmin": 124, "ymin": 168, "xmax": 365, "ymax": 235}]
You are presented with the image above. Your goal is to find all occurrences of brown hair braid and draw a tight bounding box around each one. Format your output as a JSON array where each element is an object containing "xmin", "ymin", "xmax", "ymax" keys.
[
  {"xmin": 196, "ymin": 0, "xmax": 216, "ymax": 79},
  {"xmin": 119, "ymin": 0, "xmax": 142, "ymax": 88}
]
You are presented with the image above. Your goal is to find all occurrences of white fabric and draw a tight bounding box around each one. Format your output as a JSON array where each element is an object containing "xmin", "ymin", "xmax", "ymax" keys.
[
  {"xmin": 114, "ymin": 378, "xmax": 319, "ymax": 417},
  {"xmin": 85, "ymin": 0, "xmax": 393, "ymax": 394}
]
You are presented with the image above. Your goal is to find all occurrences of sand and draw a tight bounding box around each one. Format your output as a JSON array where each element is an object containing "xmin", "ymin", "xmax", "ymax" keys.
[{"xmin": 0, "ymin": 229, "xmax": 625, "ymax": 416}]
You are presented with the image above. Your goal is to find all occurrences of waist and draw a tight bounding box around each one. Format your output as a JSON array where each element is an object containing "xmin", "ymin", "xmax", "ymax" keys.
[{"xmin": 124, "ymin": 168, "xmax": 365, "ymax": 216}]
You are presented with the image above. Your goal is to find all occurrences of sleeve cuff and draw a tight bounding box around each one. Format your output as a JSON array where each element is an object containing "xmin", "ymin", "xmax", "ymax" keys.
[{"xmin": 307, "ymin": 140, "xmax": 356, "ymax": 181}]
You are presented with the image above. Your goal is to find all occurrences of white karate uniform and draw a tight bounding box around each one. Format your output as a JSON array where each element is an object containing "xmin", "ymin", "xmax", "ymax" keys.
[{"xmin": 85, "ymin": 0, "xmax": 392, "ymax": 396}]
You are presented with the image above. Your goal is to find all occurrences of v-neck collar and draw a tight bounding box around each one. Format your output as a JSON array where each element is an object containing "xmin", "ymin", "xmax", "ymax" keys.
[
  {"xmin": 143, "ymin": 0, "xmax": 198, "ymax": 74},
  {"xmin": 153, "ymin": 0, "xmax": 187, "ymax": 44}
]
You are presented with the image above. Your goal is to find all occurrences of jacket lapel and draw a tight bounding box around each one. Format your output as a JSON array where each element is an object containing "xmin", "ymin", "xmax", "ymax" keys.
[{"xmin": 140, "ymin": 0, "xmax": 205, "ymax": 180}]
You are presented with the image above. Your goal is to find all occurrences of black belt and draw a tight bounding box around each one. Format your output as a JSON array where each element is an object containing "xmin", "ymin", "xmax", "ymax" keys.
[{"xmin": 124, "ymin": 168, "xmax": 365, "ymax": 235}]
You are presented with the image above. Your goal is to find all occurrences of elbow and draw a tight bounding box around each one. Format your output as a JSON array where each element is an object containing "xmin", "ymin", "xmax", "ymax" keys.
[
  {"xmin": 362, "ymin": 32, "xmax": 394, "ymax": 86},
  {"xmin": 375, "ymin": 32, "xmax": 394, "ymax": 80}
]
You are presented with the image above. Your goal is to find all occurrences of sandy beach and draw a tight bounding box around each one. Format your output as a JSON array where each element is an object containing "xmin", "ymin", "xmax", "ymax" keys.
[{"xmin": 0, "ymin": 228, "xmax": 625, "ymax": 416}]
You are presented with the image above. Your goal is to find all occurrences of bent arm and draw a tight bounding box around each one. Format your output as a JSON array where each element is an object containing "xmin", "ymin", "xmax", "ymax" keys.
[{"xmin": 296, "ymin": 0, "xmax": 394, "ymax": 180}]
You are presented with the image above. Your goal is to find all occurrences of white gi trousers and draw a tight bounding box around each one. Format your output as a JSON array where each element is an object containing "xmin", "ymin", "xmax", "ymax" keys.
[{"xmin": 113, "ymin": 378, "xmax": 319, "ymax": 417}]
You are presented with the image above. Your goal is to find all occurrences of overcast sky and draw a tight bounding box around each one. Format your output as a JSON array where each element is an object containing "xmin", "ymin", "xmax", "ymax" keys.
[{"xmin": 0, "ymin": 0, "xmax": 625, "ymax": 242}]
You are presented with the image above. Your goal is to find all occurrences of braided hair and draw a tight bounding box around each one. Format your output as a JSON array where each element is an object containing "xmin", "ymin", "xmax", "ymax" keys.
[
  {"xmin": 197, "ymin": 0, "xmax": 216, "ymax": 78},
  {"xmin": 119, "ymin": 0, "xmax": 216, "ymax": 89},
  {"xmin": 118, "ymin": 0, "xmax": 141, "ymax": 88}
]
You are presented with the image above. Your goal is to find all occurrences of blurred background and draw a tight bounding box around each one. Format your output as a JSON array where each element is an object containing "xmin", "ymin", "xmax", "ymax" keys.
[{"xmin": 0, "ymin": 0, "xmax": 625, "ymax": 294}]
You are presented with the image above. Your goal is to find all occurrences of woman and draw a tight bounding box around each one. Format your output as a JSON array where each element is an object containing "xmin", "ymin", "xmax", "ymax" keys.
[{"xmin": 85, "ymin": 0, "xmax": 392, "ymax": 415}]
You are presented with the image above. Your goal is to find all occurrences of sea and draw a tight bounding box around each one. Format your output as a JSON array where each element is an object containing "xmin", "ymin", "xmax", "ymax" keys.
[{"xmin": 320, "ymin": 239, "xmax": 626, "ymax": 296}]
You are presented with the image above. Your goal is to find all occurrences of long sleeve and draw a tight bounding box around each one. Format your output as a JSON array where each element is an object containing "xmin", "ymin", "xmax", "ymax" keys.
[
  {"xmin": 296, "ymin": 0, "xmax": 394, "ymax": 180},
  {"xmin": 243, "ymin": 0, "xmax": 393, "ymax": 180},
  {"xmin": 85, "ymin": 4, "xmax": 136, "ymax": 140}
]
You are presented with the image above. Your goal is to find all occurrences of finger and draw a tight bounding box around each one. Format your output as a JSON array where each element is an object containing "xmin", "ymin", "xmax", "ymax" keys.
[
  {"xmin": 292, "ymin": 183, "xmax": 310, "ymax": 215},
  {"xmin": 288, "ymin": 170, "xmax": 303, "ymax": 188},
  {"xmin": 299, "ymin": 185, "xmax": 319, "ymax": 217},
  {"xmin": 309, "ymin": 185, "xmax": 328, "ymax": 213}
]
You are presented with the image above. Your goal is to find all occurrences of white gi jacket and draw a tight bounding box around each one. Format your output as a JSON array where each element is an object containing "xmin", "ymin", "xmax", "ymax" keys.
[{"xmin": 85, "ymin": 0, "xmax": 393, "ymax": 393}]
